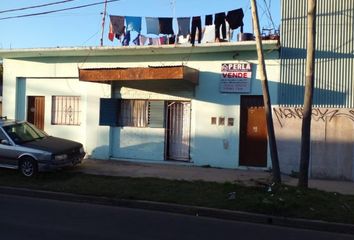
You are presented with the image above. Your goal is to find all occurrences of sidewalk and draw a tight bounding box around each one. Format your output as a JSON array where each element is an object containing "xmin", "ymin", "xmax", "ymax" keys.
[{"xmin": 75, "ymin": 159, "xmax": 354, "ymax": 195}]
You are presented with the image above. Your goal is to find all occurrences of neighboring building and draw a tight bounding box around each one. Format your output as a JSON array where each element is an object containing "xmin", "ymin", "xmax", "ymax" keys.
[
  {"xmin": 0, "ymin": 41, "xmax": 280, "ymax": 170},
  {"xmin": 278, "ymin": 0, "xmax": 354, "ymax": 180}
]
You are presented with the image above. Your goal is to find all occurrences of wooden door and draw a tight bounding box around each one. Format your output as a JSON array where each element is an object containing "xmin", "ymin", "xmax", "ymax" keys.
[
  {"xmin": 166, "ymin": 101, "xmax": 191, "ymax": 161},
  {"xmin": 239, "ymin": 95, "xmax": 267, "ymax": 167},
  {"xmin": 27, "ymin": 96, "xmax": 45, "ymax": 130}
]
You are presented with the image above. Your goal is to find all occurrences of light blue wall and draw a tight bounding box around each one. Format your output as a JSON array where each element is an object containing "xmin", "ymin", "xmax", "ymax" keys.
[
  {"xmin": 2, "ymin": 58, "xmax": 111, "ymax": 159},
  {"xmin": 2, "ymin": 45, "xmax": 280, "ymax": 169},
  {"xmin": 111, "ymin": 128, "xmax": 165, "ymax": 161},
  {"xmin": 190, "ymin": 51, "xmax": 279, "ymax": 169},
  {"xmin": 107, "ymin": 50, "xmax": 280, "ymax": 168}
]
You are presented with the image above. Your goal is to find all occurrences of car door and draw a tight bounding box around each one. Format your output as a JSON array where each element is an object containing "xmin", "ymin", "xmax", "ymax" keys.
[{"xmin": 0, "ymin": 128, "xmax": 20, "ymax": 167}]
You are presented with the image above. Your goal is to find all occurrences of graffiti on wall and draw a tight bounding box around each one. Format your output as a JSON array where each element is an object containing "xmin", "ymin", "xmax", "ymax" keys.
[{"xmin": 273, "ymin": 107, "xmax": 354, "ymax": 127}]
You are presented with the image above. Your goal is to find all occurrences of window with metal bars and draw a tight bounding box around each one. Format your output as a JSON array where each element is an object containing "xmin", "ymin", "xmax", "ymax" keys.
[
  {"xmin": 99, "ymin": 98, "xmax": 165, "ymax": 128},
  {"xmin": 51, "ymin": 96, "xmax": 81, "ymax": 126}
]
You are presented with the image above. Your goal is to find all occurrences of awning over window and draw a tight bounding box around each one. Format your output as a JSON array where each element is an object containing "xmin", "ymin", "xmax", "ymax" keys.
[{"xmin": 79, "ymin": 66, "xmax": 199, "ymax": 85}]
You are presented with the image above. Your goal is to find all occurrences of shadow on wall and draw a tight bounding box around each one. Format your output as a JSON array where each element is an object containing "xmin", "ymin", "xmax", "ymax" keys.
[
  {"xmin": 281, "ymin": 47, "xmax": 354, "ymax": 60},
  {"xmin": 275, "ymin": 110, "xmax": 354, "ymax": 181},
  {"xmin": 89, "ymin": 145, "xmax": 110, "ymax": 160},
  {"xmin": 112, "ymin": 140, "xmax": 165, "ymax": 162},
  {"xmin": 273, "ymin": 107, "xmax": 354, "ymax": 128},
  {"xmin": 113, "ymin": 71, "xmax": 347, "ymax": 107},
  {"xmin": 88, "ymin": 120, "xmax": 354, "ymax": 181},
  {"xmin": 277, "ymin": 138, "xmax": 354, "ymax": 181},
  {"xmin": 90, "ymin": 141, "xmax": 165, "ymax": 162},
  {"xmin": 277, "ymin": 82, "xmax": 348, "ymax": 106},
  {"xmin": 90, "ymin": 132, "xmax": 240, "ymax": 169},
  {"xmin": 311, "ymin": 139, "xmax": 354, "ymax": 181},
  {"xmin": 280, "ymin": 46, "xmax": 354, "ymax": 106},
  {"xmin": 17, "ymin": 54, "xmax": 349, "ymax": 106},
  {"xmin": 114, "ymin": 80, "xmax": 196, "ymax": 100}
]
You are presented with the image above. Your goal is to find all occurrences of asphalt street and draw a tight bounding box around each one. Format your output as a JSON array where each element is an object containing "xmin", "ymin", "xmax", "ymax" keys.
[{"xmin": 0, "ymin": 193, "xmax": 353, "ymax": 240}]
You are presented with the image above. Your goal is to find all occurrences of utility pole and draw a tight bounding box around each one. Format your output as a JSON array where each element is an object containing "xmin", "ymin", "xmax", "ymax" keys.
[
  {"xmin": 250, "ymin": 0, "xmax": 281, "ymax": 184},
  {"xmin": 100, "ymin": 0, "xmax": 108, "ymax": 47},
  {"xmin": 298, "ymin": 0, "xmax": 317, "ymax": 188}
]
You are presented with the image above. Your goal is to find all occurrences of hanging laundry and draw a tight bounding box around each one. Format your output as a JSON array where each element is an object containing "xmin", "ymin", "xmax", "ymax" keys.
[
  {"xmin": 226, "ymin": 8, "xmax": 244, "ymax": 30},
  {"xmin": 168, "ymin": 35, "xmax": 176, "ymax": 44},
  {"xmin": 139, "ymin": 35, "xmax": 148, "ymax": 46},
  {"xmin": 177, "ymin": 17, "xmax": 190, "ymax": 37},
  {"xmin": 151, "ymin": 37, "xmax": 161, "ymax": 45},
  {"xmin": 159, "ymin": 36, "xmax": 168, "ymax": 45},
  {"xmin": 108, "ymin": 22, "xmax": 115, "ymax": 41},
  {"xmin": 214, "ymin": 12, "xmax": 227, "ymax": 40},
  {"xmin": 132, "ymin": 33, "xmax": 140, "ymax": 45},
  {"xmin": 191, "ymin": 16, "xmax": 202, "ymax": 46},
  {"xmin": 178, "ymin": 35, "xmax": 189, "ymax": 44},
  {"xmin": 146, "ymin": 17, "xmax": 160, "ymax": 35},
  {"xmin": 201, "ymin": 25, "xmax": 216, "ymax": 43},
  {"xmin": 205, "ymin": 15, "xmax": 213, "ymax": 26},
  {"xmin": 109, "ymin": 15, "xmax": 125, "ymax": 39},
  {"xmin": 125, "ymin": 16, "xmax": 142, "ymax": 33},
  {"xmin": 122, "ymin": 31, "xmax": 131, "ymax": 46},
  {"xmin": 159, "ymin": 18, "xmax": 174, "ymax": 35}
]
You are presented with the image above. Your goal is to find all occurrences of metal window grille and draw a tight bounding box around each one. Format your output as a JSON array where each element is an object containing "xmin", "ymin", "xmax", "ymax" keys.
[{"xmin": 52, "ymin": 96, "xmax": 81, "ymax": 125}]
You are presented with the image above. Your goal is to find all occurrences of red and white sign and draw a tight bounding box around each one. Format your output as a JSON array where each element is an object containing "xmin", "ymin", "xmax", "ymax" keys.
[{"xmin": 220, "ymin": 63, "xmax": 252, "ymax": 93}]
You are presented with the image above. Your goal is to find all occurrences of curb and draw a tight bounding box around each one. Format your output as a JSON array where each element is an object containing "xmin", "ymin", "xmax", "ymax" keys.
[{"xmin": 0, "ymin": 186, "xmax": 353, "ymax": 235}]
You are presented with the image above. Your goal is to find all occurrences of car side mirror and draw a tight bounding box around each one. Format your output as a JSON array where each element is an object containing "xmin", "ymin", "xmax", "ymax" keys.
[{"xmin": 0, "ymin": 139, "xmax": 10, "ymax": 145}]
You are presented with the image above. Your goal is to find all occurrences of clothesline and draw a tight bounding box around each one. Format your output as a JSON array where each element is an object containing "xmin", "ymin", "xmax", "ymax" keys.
[{"xmin": 108, "ymin": 8, "xmax": 244, "ymax": 46}]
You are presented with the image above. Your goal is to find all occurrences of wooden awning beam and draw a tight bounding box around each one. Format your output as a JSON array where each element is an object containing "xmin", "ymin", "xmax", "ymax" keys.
[{"xmin": 79, "ymin": 66, "xmax": 199, "ymax": 85}]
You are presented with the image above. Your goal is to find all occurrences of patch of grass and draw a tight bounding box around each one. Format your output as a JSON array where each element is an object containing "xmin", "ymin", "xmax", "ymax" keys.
[{"xmin": 0, "ymin": 169, "xmax": 353, "ymax": 224}]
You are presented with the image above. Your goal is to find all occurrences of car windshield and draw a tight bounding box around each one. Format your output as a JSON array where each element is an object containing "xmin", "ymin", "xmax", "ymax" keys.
[{"xmin": 3, "ymin": 122, "xmax": 47, "ymax": 144}]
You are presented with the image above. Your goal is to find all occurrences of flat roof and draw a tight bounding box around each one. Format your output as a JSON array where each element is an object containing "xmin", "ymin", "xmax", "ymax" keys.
[{"xmin": 0, "ymin": 40, "xmax": 279, "ymax": 59}]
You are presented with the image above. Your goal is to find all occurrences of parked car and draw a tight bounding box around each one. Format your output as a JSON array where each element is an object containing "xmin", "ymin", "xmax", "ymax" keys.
[{"xmin": 0, "ymin": 117, "xmax": 85, "ymax": 177}]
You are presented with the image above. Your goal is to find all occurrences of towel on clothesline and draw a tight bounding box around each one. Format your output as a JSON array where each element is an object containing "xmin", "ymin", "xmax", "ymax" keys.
[
  {"xmin": 177, "ymin": 17, "xmax": 190, "ymax": 37},
  {"xmin": 126, "ymin": 16, "xmax": 142, "ymax": 33},
  {"xmin": 226, "ymin": 8, "xmax": 244, "ymax": 30},
  {"xmin": 109, "ymin": 15, "xmax": 125, "ymax": 38},
  {"xmin": 146, "ymin": 17, "xmax": 160, "ymax": 35},
  {"xmin": 159, "ymin": 17, "xmax": 174, "ymax": 35}
]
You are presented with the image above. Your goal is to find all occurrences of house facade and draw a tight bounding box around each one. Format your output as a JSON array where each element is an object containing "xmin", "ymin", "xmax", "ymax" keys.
[
  {"xmin": 0, "ymin": 41, "xmax": 280, "ymax": 170},
  {"xmin": 1, "ymin": 4, "xmax": 354, "ymax": 183}
]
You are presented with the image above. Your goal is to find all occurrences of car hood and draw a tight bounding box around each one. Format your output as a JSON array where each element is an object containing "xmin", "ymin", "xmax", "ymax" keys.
[{"xmin": 20, "ymin": 136, "xmax": 83, "ymax": 155}]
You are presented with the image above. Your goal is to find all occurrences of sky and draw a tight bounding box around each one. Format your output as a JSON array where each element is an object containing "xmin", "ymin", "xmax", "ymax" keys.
[{"xmin": 0, "ymin": 0, "xmax": 280, "ymax": 49}]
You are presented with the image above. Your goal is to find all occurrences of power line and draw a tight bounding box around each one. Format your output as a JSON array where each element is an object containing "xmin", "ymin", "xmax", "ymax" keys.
[
  {"xmin": 0, "ymin": 0, "xmax": 120, "ymax": 21},
  {"xmin": 82, "ymin": 30, "xmax": 100, "ymax": 45},
  {"xmin": 0, "ymin": 0, "xmax": 76, "ymax": 14},
  {"xmin": 262, "ymin": 0, "xmax": 276, "ymax": 30}
]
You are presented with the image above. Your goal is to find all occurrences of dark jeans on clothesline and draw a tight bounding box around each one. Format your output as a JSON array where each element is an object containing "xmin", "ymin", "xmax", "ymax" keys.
[
  {"xmin": 191, "ymin": 16, "xmax": 202, "ymax": 45},
  {"xmin": 215, "ymin": 12, "xmax": 226, "ymax": 40}
]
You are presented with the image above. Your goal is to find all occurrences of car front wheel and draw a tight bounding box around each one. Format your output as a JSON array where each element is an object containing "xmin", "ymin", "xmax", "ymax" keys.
[{"xmin": 19, "ymin": 157, "xmax": 38, "ymax": 177}]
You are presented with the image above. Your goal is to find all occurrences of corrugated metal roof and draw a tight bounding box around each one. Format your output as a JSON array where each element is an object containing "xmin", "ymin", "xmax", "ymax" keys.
[
  {"xmin": 79, "ymin": 65, "xmax": 199, "ymax": 84},
  {"xmin": 280, "ymin": 0, "xmax": 354, "ymax": 108}
]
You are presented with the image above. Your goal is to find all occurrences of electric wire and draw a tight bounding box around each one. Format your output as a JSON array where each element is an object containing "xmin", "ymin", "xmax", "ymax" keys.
[
  {"xmin": 82, "ymin": 29, "xmax": 100, "ymax": 45},
  {"xmin": 262, "ymin": 0, "xmax": 276, "ymax": 30},
  {"xmin": 0, "ymin": 0, "xmax": 120, "ymax": 21},
  {"xmin": 0, "ymin": 0, "xmax": 76, "ymax": 14}
]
